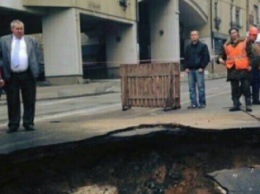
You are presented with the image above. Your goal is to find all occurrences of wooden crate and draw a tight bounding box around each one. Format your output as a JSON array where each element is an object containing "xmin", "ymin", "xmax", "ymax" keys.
[{"xmin": 120, "ymin": 62, "xmax": 181, "ymax": 110}]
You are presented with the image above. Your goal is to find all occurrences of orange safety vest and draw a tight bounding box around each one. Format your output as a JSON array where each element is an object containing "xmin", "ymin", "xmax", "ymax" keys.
[{"xmin": 224, "ymin": 39, "xmax": 249, "ymax": 69}]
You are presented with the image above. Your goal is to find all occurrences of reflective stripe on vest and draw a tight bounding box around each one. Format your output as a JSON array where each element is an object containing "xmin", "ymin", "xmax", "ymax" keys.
[{"xmin": 224, "ymin": 39, "xmax": 249, "ymax": 69}]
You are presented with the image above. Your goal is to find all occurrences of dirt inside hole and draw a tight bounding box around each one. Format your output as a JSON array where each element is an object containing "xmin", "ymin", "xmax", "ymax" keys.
[{"xmin": 0, "ymin": 127, "xmax": 259, "ymax": 194}]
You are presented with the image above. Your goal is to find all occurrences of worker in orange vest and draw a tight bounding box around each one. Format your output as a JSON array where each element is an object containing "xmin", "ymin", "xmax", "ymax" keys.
[
  {"xmin": 218, "ymin": 27, "xmax": 252, "ymax": 112},
  {"xmin": 249, "ymin": 27, "xmax": 260, "ymax": 104}
]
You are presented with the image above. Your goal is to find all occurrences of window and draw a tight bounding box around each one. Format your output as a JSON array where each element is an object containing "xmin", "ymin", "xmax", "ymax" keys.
[
  {"xmin": 215, "ymin": 1, "xmax": 220, "ymax": 18},
  {"xmin": 230, "ymin": 6, "xmax": 241, "ymax": 28},
  {"xmin": 214, "ymin": 1, "xmax": 221, "ymax": 30},
  {"xmin": 230, "ymin": 4, "xmax": 235, "ymax": 27},
  {"xmin": 235, "ymin": 7, "xmax": 240, "ymax": 27},
  {"xmin": 254, "ymin": 5, "xmax": 259, "ymax": 24}
]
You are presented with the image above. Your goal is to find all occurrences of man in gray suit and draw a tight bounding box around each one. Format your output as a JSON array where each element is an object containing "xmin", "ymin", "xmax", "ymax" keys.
[{"xmin": 0, "ymin": 20, "xmax": 43, "ymax": 133}]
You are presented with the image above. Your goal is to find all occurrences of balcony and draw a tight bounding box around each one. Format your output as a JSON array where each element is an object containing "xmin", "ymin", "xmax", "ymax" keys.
[
  {"xmin": 180, "ymin": 0, "xmax": 208, "ymax": 27},
  {"xmin": 23, "ymin": 0, "xmax": 136, "ymax": 22},
  {"xmin": 22, "ymin": 0, "xmax": 76, "ymax": 7}
]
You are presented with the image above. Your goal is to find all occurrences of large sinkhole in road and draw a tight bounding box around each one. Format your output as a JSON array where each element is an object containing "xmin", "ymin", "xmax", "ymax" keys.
[{"xmin": 0, "ymin": 125, "xmax": 260, "ymax": 194}]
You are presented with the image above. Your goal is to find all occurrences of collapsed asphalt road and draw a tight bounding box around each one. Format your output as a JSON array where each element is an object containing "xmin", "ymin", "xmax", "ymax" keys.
[{"xmin": 0, "ymin": 125, "xmax": 259, "ymax": 194}]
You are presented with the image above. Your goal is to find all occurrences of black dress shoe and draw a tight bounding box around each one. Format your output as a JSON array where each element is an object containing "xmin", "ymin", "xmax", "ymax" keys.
[
  {"xmin": 7, "ymin": 127, "xmax": 18, "ymax": 133},
  {"xmin": 229, "ymin": 106, "xmax": 240, "ymax": 112},
  {"xmin": 246, "ymin": 107, "xmax": 252, "ymax": 112},
  {"xmin": 252, "ymin": 100, "xmax": 260, "ymax": 105},
  {"xmin": 24, "ymin": 125, "xmax": 36, "ymax": 131}
]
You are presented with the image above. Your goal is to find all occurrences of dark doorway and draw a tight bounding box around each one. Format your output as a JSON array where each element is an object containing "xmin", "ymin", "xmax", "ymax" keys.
[
  {"xmin": 138, "ymin": 0, "xmax": 151, "ymax": 63},
  {"xmin": 0, "ymin": 8, "xmax": 42, "ymax": 36},
  {"xmin": 80, "ymin": 14, "xmax": 108, "ymax": 79}
]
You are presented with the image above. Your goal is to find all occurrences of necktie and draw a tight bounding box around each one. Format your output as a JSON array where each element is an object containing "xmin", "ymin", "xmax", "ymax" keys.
[{"xmin": 12, "ymin": 39, "xmax": 20, "ymax": 68}]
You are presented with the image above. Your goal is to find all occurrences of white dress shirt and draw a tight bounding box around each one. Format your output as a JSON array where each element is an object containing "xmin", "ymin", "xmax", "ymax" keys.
[{"xmin": 11, "ymin": 36, "xmax": 28, "ymax": 72}]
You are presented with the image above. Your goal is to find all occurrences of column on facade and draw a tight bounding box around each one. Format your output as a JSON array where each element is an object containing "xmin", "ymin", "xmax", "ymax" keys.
[
  {"xmin": 149, "ymin": 0, "xmax": 180, "ymax": 63},
  {"xmin": 105, "ymin": 22, "xmax": 138, "ymax": 78},
  {"xmin": 42, "ymin": 8, "xmax": 82, "ymax": 85}
]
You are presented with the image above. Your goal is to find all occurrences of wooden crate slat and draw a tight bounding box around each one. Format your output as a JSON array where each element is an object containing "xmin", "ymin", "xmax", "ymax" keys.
[{"xmin": 120, "ymin": 63, "xmax": 181, "ymax": 110}]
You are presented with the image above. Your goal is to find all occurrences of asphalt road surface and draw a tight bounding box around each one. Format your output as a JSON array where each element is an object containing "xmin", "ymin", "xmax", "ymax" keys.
[{"xmin": 0, "ymin": 78, "xmax": 236, "ymax": 127}]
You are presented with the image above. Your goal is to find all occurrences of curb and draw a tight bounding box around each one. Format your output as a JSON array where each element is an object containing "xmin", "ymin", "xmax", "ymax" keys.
[{"xmin": 0, "ymin": 91, "xmax": 117, "ymax": 107}]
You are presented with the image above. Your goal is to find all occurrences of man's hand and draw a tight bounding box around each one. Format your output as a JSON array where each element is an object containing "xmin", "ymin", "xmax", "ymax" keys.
[
  {"xmin": 219, "ymin": 58, "xmax": 225, "ymax": 65},
  {"xmin": 198, "ymin": 68, "xmax": 204, "ymax": 73},
  {"xmin": 185, "ymin": 68, "xmax": 190, "ymax": 74},
  {"xmin": 248, "ymin": 66, "xmax": 252, "ymax": 71},
  {"xmin": 0, "ymin": 79, "xmax": 4, "ymax": 87}
]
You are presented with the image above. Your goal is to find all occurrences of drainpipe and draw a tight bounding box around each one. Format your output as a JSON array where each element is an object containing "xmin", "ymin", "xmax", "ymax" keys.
[
  {"xmin": 136, "ymin": 0, "xmax": 139, "ymax": 63},
  {"xmin": 210, "ymin": 0, "xmax": 214, "ymax": 73},
  {"xmin": 246, "ymin": 0, "xmax": 249, "ymax": 29}
]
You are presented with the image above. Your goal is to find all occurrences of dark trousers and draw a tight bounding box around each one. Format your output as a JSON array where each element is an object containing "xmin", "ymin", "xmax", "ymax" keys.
[
  {"xmin": 231, "ymin": 79, "xmax": 251, "ymax": 106},
  {"xmin": 251, "ymin": 70, "xmax": 260, "ymax": 102},
  {"xmin": 5, "ymin": 71, "xmax": 36, "ymax": 128}
]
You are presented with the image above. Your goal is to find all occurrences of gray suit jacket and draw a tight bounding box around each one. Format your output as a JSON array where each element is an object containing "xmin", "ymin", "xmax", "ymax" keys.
[{"xmin": 0, "ymin": 34, "xmax": 43, "ymax": 80}]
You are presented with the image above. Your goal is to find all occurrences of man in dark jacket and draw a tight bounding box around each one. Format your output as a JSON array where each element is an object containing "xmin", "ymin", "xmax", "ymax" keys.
[{"xmin": 184, "ymin": 30, "xmax": 210, "ymax": 109}]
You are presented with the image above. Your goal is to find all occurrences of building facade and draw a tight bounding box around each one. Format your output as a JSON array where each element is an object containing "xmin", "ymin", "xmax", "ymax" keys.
[
  {"xmin": 210, "ymin": 0, "xmax": 260, "ymax": 57},
  {"xmin": 0, "ymin": 0, "xmax": 138, "ymax": 84},
  {"xmin": 0, "ymin": 0, "xmax": 259, "ymax": 84}
]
